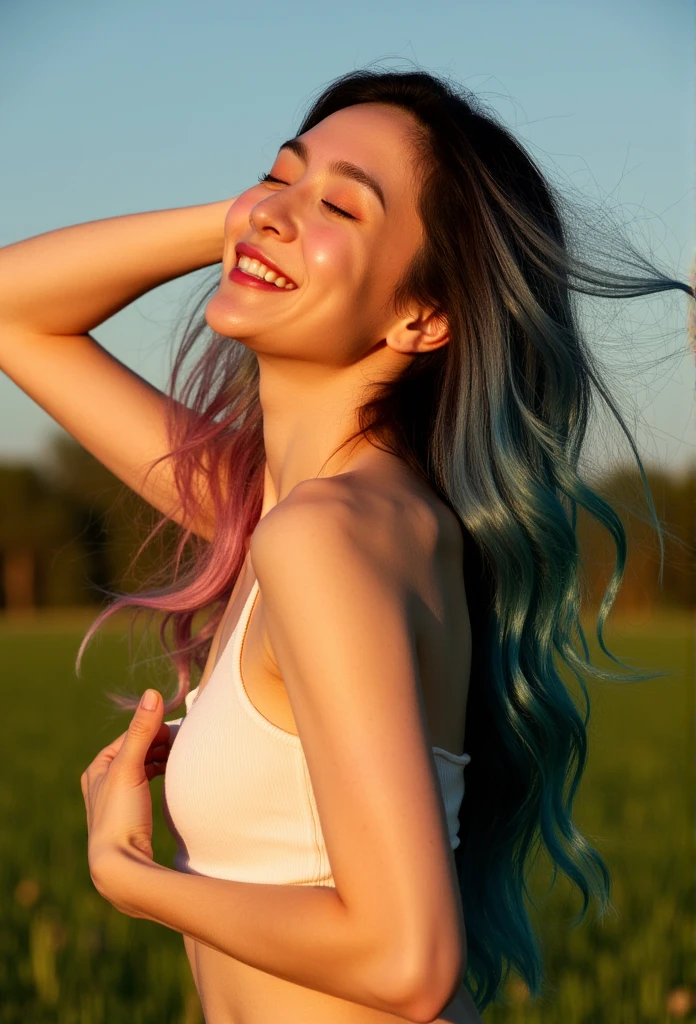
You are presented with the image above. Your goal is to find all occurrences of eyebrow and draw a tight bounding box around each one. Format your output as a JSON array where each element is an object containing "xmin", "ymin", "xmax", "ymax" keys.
[{"xmin": 278, "ymin": 137, "xmax": 387, "ymax": 213}]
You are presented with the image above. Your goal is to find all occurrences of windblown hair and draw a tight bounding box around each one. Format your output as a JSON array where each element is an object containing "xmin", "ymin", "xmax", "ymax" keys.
[{"xmin": 77, "ymin": 66, "xmax": 693, "ymax": 1012}]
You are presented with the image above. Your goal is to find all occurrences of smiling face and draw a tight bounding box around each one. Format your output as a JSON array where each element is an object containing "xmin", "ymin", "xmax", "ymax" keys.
[{"xmin": 205, "ymin": 103, "xmax": 429, "ymax": 368}]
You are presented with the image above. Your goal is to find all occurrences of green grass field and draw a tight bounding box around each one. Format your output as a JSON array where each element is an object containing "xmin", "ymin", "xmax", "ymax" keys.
[{"xmin": 0, "ymin": 610, "xmax": 693, "ymax": 1023}]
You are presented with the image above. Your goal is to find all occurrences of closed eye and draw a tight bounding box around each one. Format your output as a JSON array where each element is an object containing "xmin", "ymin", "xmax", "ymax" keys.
[{"xmin": 257, "ymin": 173, "xmax": 356, "ymax": 220}]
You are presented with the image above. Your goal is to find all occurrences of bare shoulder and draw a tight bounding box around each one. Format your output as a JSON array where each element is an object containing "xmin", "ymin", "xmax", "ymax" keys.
[
  {"xmin": 250, "ymin": 465, "xmax": 462, "ymax": 593},
  {"xmin": 246, "ymin": 470, "xmax": 469, "ymax": 1000}
]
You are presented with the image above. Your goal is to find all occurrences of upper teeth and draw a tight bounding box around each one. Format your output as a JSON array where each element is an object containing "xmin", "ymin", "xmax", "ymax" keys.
[{"xmin": 236, "ymin": 254, "xmax": 296, "ymax": 289}]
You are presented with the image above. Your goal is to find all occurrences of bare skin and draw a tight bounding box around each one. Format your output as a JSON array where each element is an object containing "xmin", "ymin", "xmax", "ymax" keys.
[
  {"xmin": 178, "ymin": 102, "xmax": 482, "ymax": 1023},
  {"xmin": 0, "ymin": 198, "xmax": 232, "ymax": 539},
  {"xmin": 206, "ymin": 103, "xmax": 451, "ymax": 511},
  {"xmin": 0, "ymin": 100, "xmax": 483, "ymax": 1022},
  {"xmin": 180, "ymin": 454, "xmax": 481, "ymax": 1024}
]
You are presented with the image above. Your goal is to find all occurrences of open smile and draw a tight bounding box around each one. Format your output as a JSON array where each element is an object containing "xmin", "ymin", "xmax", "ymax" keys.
[{"xmin": 229, "ymin": 242, "xmax": 298, "ymax": 291}]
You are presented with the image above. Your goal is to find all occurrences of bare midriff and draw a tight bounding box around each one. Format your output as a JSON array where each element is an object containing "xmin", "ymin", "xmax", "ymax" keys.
[{"xmin": 183, "ymin": 934, "xmax": 484, "ymax": 1024}]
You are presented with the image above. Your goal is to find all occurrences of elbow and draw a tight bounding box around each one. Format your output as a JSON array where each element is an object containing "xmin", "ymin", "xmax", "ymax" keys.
[
  {"xmin": 387, "ymin": 951, "xmax": 466, "ymax": 1024},
  {"xmin": 398, "ymin": 982, "xmax": 464, "ymax": 1024}
]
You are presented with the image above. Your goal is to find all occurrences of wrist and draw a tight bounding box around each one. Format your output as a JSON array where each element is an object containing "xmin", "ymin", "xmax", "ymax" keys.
[{"xmin": 89, "ymin": 841, "xmax": 155, "ymax": 917}]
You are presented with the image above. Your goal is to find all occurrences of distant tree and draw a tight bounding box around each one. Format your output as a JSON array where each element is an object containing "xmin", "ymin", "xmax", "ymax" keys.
[
  {"xmin": 577, "ymin": 464, "xmax": 694, "ymax": 614},
  {"xmin": 0, "ymin": 433, "xmax": 181, "ymax": 609},
  {"xmin": 40, "ymin": 432, "xmax": 181, "ymax": 602},
  {"xmin": 0, "ymin": 466, "xmax": 78, "ymax": 609},
  {"xmin": 1, "ymin": 433, "xmax": 692, "ymax": 613}
]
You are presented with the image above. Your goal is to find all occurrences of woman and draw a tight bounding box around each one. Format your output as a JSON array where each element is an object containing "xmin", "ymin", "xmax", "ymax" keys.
[{"xmin": 0, "ymin": 68, "xmax": 691, "ymax": 1023}]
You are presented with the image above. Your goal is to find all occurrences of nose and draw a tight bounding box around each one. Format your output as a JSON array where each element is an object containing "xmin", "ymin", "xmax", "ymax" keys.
[{"xmin": 249, "ymin": 189, "xmax": 298, "ymax": 242}]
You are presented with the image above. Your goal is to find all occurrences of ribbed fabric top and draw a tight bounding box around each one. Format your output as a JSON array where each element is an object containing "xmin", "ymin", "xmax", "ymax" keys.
[{"xmin": 161, "ymin": 576, "xmax": 471, "ymax": 886}]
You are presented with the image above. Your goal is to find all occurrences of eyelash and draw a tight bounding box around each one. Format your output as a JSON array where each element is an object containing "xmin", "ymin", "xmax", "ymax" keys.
[{"xmin": 256, "ymin": 172, "xmax": 356, "ymax": 220}]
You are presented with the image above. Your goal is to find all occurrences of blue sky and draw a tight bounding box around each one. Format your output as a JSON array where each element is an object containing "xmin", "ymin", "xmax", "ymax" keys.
[{"xmin": 1, "ymin": 0, "xmax": 693, "ymax": 473}]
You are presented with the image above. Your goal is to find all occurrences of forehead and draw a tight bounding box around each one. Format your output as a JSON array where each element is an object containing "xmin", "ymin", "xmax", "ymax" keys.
[{"xmin": 295, "ymin": 103, "xmax": 422, "ymax": 195}]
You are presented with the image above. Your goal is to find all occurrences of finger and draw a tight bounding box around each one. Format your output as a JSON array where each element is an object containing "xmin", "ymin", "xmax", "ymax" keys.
[
  {"xmin": 147, "ymin": 743, "xmax": 169, "ymax": 758},
  {"xmin": 95, "ymin": 731, "xmax": 129, "ymax": 763},
  {"xmin": 144, "ymin": 760, "xmax": 167, "ymax": 781},
  {"xmin": 145, "ymin": 724, "xmax": 173, "ymax": 754},
  {"xmin": 146, "ymin": 743, "xmax": 170, "ymax": 763},
  {"xmin": 84, "ymin": 734, "xmax": 128, "ymax": 781},
  {"xmin": 153, "ymin": 722, "xmax": 174, "ymax": 745},
  {"xmin": 115, "ymin": 690, "xmax": 164, "ymax": 773}
]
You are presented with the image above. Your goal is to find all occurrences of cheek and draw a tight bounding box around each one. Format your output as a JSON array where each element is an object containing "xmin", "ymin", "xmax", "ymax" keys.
[{"xmin": 304, "ymin": 228, "xmax": 359, "ymax": 288}]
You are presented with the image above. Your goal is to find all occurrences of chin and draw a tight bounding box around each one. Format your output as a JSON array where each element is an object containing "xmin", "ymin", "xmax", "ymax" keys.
[{"xmin": 204, "ymin": 292, "xmax": 255, "ymax": 340}]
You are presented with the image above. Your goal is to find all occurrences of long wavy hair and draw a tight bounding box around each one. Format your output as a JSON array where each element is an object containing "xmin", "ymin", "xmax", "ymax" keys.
[{"xmin": 76, "ymin": 67, "xmax": 694, "ymax": 1012}]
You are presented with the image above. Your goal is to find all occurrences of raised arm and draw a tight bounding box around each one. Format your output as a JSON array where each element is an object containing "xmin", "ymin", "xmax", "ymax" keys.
[{"xmin": 0, "ymin": 199, "xmax": 235, "ymax": 539}]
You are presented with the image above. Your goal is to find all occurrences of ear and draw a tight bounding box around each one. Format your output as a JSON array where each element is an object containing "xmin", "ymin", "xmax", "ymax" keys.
[{"xmin": 385, "ymin": 307, "xmax": 450, "ymax": 356}]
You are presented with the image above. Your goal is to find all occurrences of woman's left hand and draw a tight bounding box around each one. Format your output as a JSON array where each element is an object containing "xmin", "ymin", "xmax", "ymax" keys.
[{"xmin": 81, "ymin": 689, "xmax": 171, "ymax": 897}]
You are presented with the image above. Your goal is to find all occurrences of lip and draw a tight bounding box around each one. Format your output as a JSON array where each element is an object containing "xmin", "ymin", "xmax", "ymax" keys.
[{"xmin": 234, "ymin": 241, "xmax": 297, "ymax": 287}]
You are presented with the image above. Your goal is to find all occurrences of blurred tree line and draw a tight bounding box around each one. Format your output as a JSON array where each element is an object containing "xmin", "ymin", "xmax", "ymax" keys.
[
  {"xmin": 0, "ymin": 434, "xmax": 692, "ymax": 613},
  {"xmin": 0, "ymin": 434, "xmax": 179, "ymax": 611}
]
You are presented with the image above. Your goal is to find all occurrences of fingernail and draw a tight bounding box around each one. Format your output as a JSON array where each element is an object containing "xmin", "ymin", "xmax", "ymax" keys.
[{"xmin": 141, "ymin": 689, "xmax": 158, "ymax": 710}]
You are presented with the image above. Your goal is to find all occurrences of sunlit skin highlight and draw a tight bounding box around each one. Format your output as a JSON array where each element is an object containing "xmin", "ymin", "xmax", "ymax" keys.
[
  {"xmin": 205, "ymin": 103, "xmax": 450, "ymax": 513},
  {"xmin": 61, "ymin": 65, "xmax": 692, "ymax": 1024}
]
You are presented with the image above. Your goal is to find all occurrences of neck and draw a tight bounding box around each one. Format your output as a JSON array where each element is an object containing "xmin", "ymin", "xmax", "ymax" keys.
[{"xmin": 254, "ymin": 352, "xmax": 398, "ymax": 520}]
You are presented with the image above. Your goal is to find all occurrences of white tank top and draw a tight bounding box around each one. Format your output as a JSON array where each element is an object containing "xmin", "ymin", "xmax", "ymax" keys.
[{"xmin": 162, "ymin": 575, "xmax": 471, "ymax": 886}]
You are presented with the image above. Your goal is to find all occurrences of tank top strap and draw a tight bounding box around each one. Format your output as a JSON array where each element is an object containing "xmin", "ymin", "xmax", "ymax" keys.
[{"xmin": 187, "ymin": 574, "xmax": 260, "ymax": 713}]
